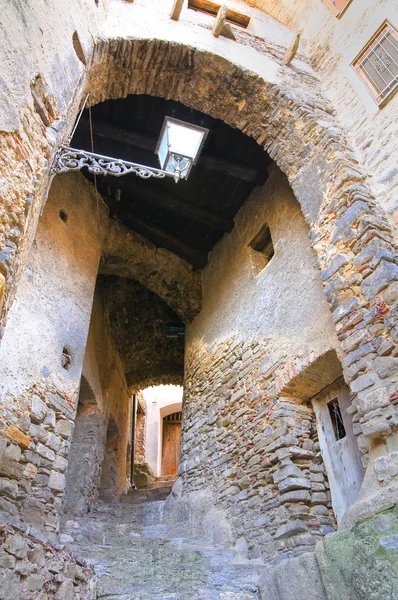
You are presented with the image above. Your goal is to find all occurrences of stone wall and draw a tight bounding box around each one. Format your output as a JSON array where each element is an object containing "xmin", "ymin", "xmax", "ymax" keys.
[
  {"xmin": 0, "ymin": 519, "xmax": 95, "ymax": 600},
  {"xmin": 0, "ymin": 0, "xmax": 107, "ymax": 329},
  {"xmin": 0, "ymin": 172, "xmax": 106, "ymax": 530},
  {"xmin": 64, "ymin": 286, "xmax": 133, "ymax": 512},
  {"xmin": 177, "ymin": 166, "xmax": 340, "ymax": 560}
]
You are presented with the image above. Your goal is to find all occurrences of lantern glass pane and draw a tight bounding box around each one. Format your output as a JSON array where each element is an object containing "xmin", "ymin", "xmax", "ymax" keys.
[
  {"xmin": 167, "ymin": 121, "xmax": 204, "ymax": 160},
  {"xmin": 157, "ymin": 127, "xmax": 169, "ymax": 170}
]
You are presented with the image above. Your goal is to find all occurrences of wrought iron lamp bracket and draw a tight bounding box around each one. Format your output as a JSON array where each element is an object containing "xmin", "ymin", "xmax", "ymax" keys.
[{"xmin": 52, "ymin": 146, "xmax": 183, "ymax": 183}]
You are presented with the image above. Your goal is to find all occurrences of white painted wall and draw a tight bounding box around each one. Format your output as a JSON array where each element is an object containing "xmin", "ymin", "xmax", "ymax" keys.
[
  {"xmin": 244, "ymin": 0, "xmax": 398, "ymax": 218},
  {"xmin": 143, "ymin": 385, "xmax": 183, "ymax": 477}
]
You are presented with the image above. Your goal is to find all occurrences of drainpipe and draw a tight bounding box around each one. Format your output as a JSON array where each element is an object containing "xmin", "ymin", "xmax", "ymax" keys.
[{"xmin": 130, "ymin": 393, "xmax": 137, "ymax": 488}]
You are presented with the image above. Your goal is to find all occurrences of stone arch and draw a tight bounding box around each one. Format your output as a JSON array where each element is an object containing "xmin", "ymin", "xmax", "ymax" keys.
[
  {"xmin": 100, "ymin": 414, "xmax": 121, "ymax": 502},
  {"xmin": 102, "ymin": 219, "xmax": 202, "ymax": 325},
  {"xmin": 64, "ymin": 375, "xmax": 107, "ymax": 515},
  {"xmin": 85, "ymin": 36, "xmax": 398, "ymax": 515}
]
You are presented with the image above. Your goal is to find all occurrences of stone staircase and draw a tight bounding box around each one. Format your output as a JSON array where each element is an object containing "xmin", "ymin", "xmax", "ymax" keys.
[{"xmin": 60, "ymin": 488, "xmax": 265, "ymax": 600}]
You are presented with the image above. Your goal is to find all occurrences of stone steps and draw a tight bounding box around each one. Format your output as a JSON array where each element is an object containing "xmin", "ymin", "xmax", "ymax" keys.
[{"xmin": 61, "ymin": 489, "xmax": 264, "ymax": 599}]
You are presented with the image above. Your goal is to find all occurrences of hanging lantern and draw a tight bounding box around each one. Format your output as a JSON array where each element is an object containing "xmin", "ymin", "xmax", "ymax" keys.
[{"xmin": 156, "ymin": 117, "xmax": 209, "ymax": 181}]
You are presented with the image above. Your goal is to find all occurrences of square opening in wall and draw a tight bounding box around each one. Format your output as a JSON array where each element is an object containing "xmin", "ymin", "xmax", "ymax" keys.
[
  {"xmin": 249, "ymin": 224, "xmax": 274, "ymax": 275},
  {"xmin": 327, "ymin": 398, "xmax": 346, "ymax": 441}
]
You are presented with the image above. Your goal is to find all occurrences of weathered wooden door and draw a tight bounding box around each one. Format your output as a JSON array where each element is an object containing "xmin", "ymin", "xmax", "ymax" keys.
[
  {"xmin": 161, "ymin": 413, "xmax": 181, "ymax": 476},
  {"xmin": 312, "ymin": 379, "xmax": 364, "ymax": 524}
]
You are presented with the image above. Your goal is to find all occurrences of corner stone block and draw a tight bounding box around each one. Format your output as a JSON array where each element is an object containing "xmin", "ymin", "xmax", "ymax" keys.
[
  {"xmin": 49, "ymin": 471, "xmax": 66, "ymax": 493},
  {"xmin": 56, "ymin": 419, "xmax": 73, "ymax": 439},
  {"xmin": 361, "ymin": 260, "xmax": 398, "ymax": 301},
  {"xmin": 278, "ymin": 477, "xmax": 311, "ymax": 492},
  {"xmin": 31, "ymin": 395, "xmax": 47, "ymax": 423},
  {"xmin": 373, "ymin": 451, "xmax": 398, "ymax": 483},
  {"xmin": 356, "ymin": 386, "xmax": 391, "ymax": 416}
]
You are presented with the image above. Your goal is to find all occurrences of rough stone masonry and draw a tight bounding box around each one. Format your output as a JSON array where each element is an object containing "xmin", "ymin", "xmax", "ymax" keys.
[{"xmin": 1, "ymin": 1, "xmax": 398, "ymax": 599}]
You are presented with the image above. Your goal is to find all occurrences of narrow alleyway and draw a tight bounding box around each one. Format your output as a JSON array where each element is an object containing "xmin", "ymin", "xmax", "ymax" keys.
[{"xmin": 60, "ymin": 485, "xmax": 263, "ymax": 600}]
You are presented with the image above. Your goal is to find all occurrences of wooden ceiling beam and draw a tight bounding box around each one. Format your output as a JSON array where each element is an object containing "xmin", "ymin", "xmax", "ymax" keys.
[
  {"xmin": 77, "ymin": 116, "xmax": 267, "ymax": 185},
  {"xmin": 102, "ymin": 193, "xmax": 208, "ymax": 269},
  {"xmin": 102, "ymin": 178, "xmax": 234, "ymax": 233},
  {"xmin": 188, "ymin": 0, "xmax": 251, "ymax": 28}
]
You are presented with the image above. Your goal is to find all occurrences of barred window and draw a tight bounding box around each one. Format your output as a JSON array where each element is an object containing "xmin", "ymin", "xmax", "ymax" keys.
[
  {"xmin": 353, "ymin": 22, "xmax": 398, "ymax": 106},
  {"xmin": 323, "ymin": 0, "xmax": 353, "ymax": 18}
]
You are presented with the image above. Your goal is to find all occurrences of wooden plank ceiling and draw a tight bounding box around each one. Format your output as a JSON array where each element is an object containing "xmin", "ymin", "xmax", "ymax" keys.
[{"xmin": 72, "ymin": 95, "xmax": 271, "ymax": 269}]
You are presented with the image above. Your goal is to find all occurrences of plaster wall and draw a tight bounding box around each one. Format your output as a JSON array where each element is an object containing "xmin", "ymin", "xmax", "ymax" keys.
[
  {"xmin": 0, "ymin": 0, "xmax": 107, "ymax": 325},
  {"xmin": 187, "ymin": 164, "xmax": 340, "ymax": 358},
  {"xmin": 0, "ymin": 172, "xmax": 105, "ymax": 399},
  {"xmin": 177, "ymin": 166, "xmax": 342, "ymax": 560},
  {"xmin": 64, "ymin": 289, "xmax": 132, "ymax": 513},
  {"xmin": 0, "ymin": 171, "xmax": 106, "ymax": 529},
  {"xmin": 244, "ymin": 0, "xmax": 398, "ymax": 218}
]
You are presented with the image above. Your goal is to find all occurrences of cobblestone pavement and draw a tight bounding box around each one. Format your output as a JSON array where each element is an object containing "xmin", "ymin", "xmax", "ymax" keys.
[{"xmin": 60, "ymin": 488, "xmax": 263, "ymax": 600}]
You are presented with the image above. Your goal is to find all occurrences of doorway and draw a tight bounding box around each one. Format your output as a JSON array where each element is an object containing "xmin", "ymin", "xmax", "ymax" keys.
[
  {"xmin": 312, "ymin": 379, "xmax": 364, "ymax": 524},
  {"xmin": 161, "ymin": 411, "xmax": 182, "ymax": 476}
]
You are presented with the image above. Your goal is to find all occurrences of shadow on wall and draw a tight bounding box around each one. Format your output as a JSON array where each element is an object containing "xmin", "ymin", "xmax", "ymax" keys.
[
  {"xmin": 100, "ymin": 415, "xmax": 120, "ymax": 502},
  {"xmin": 64, "ymin": 376, "xmax": 107, "ymax": 516}
]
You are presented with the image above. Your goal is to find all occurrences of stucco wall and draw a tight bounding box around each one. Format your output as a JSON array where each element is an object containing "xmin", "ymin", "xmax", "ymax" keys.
[
  {"xmin": 245, "ymin": 0, "xmax": 398, "ymax": 218},
  {"xmin": 0, "ymin": 0, "xmax": 107, "ymax": 327},
  {"xmin": 177, "ymin": 166, "xmax": 342, "ymax": 561},
  {"xmin": 64, "ymin": 289, "xmax": 132, "ymax": 514},
  {"xmin": 0, "ymin": 171, "xmax": 106, "ymax": 529},
  {"xmin": 187, "ymin": 164, "xmax": 339, "ymax": 355}
]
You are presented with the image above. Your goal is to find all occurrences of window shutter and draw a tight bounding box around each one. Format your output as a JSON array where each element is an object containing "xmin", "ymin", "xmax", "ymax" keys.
[
  {"xmin": 323, "ymin": 0, "xmax": 352, "ymax": 17},
  {"xmin": 334, "ymin": 0, "xmax": 351, "ymax": 11}
]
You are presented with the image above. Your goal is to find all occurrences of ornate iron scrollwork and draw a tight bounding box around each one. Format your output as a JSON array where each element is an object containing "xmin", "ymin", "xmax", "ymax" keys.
[{"xmin": 52, "ymin": 146, "xmax": 179, "ymax": 181}]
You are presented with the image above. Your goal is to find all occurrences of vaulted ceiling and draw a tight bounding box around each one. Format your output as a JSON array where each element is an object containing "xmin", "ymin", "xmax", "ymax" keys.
[{"xmin": 72, "ymin": 94, "xmax": 271, "ymax": 269}]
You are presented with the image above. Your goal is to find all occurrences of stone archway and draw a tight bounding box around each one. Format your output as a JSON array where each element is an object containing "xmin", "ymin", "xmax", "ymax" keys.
[{"xmin": 84, "ymin": 35, "xmax": 398, "ymax": 517}]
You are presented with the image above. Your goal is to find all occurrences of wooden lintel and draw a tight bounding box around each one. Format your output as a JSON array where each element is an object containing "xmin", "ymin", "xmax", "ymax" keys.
[
  {"xmin": 103, "ymin": 178, "xmax": 234, "ymax": 232},
  {"xmin": 78, "ymin": 116, "xmax": 267, "ymax": 184},
  {"xmin": 170, "ymin": 0, "xmax": 184, "ymax": 21},
  {"xmin": 103, "ymin": 194, "xmax": 208, "ymax": 268},
  {"xmin": 188, "ymin": 0, "xmax": 250, "ymax": 28}
]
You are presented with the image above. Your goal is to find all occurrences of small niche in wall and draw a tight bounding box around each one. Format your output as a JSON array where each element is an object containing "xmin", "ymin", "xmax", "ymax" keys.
[
  {"xmin": 249, "ymin": 224, "xmax": 274, "ymax": 275},
  {"xmin": 62, "ymin": 346, "xmax": 72, "ymax": 370},
  {"xmin": 59, "ymin": 209, "xmax": 68, "ymax": 223},
  {"xmin": 327, "ymin": 398, "xmax": 346, "ymax": 441}
]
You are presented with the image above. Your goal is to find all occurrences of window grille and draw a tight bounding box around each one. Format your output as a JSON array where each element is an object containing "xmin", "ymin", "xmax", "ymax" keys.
[
  {"xmin": 164, "ymin": 412, "xmax": 182, "ymax": 422},
  {"xmin": 327, "ymin": 399, "xmax": 346, "ymax": 441},
  {"xmin": 353, "ymin": 22, "xmax": 398, "ymax": 106}
]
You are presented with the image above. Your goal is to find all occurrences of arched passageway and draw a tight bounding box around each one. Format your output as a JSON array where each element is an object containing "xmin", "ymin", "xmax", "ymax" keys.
[
  {"xmin": 83, "ymin": 34, "xmax": 398, "ymax": 525},
  {"xmin": 1, "ymin": 3, "xmax": 398, "ymax": 597}
]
